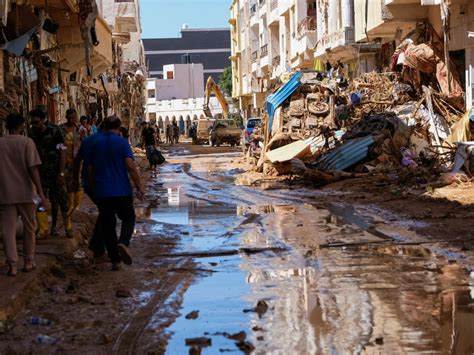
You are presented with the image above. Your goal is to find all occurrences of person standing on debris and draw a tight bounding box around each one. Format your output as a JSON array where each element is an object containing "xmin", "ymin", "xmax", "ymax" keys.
[
  {"xmin": 60, "ymin": 108, "xmax": 82, "ymax": 236},
  {"xmin": 29, "ymin": 109, "xmax": 71, "ymax": 239},
  {"xmin": 86, "ymin": 116, "xmax": 145, "ymax": 270},
  {"xmin": 0, "ymin": 113, "xmax": 46, "ymax": 276},
  {"xmin": 141, "ymin": 121, "xmax": 157, "ymax": 170}
]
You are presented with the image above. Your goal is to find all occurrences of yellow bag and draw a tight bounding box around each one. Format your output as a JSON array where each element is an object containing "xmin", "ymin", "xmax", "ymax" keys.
[{"xmin": 36, "ymin": 208, "xmax": 49, "ymax": 239}]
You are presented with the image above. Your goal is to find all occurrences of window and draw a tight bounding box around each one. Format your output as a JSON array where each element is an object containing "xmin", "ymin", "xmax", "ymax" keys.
[
  {"xmin": 148, "ymin": 89, "xmax": 155, "ymax": 98},
  {"xmin": 166, "ymin": 71, "xmax": 174, "ymax": 79}
]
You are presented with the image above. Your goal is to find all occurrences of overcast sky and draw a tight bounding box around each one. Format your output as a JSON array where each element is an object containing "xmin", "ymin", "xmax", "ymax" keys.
[{"xmin": 140, "ymin": 0, "xmax": 231, "ymax": 39}]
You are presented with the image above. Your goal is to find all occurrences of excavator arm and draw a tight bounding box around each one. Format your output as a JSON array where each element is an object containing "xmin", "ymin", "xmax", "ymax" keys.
[{"xmin": 203, "ymin": 76, "xmax": 229, "ymax": 119}]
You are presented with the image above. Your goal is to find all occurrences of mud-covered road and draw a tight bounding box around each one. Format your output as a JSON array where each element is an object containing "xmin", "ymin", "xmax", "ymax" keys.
[{"xmin": 1, "ymin": 144, "xmax": 474, "ymax": 354}]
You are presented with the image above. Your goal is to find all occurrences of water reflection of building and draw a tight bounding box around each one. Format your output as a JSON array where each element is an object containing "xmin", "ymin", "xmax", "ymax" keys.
[
  {"xmin": 240, "ymin": 204, "xmax": 474, "ymax": 353},
  {"xmin": 152, "ymin": 189, "xmax": 236, "ymax": 225}
]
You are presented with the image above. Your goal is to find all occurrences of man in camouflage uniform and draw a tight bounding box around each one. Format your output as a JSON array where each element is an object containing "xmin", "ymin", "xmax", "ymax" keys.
[
  {"xmin": 60, "ymin": 108, "xmax": 83, "ymax": 226},
  {"xmin": 29, "ymin": 109, "xmax": 71, "ymax": 238}
]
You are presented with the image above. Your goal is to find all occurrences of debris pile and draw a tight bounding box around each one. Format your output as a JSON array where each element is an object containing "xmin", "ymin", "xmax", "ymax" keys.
[{"xmin": 250, "ymin": 56, "xmax": 471, "ymax": 188}]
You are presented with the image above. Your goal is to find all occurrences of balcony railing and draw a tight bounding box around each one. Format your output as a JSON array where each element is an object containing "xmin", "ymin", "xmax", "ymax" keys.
[
  {"xmin": 260, "ymin": 44, "xmax": 268, "ymax": 57},
  {"xmin": 297, "ymin": 16, "xmax": 316, "ymax": 39},
  {"xmin": 251, "ymin": 50, "xmax": 258, "ymax": 61},
  {"xmin": 270, "ymin": 0, "xmax": 278, "ymax": 11}
]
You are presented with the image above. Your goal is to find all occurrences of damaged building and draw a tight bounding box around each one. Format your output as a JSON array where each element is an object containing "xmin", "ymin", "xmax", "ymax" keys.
[
  {"xmin": 0, "ymin": 0, "xmax": 147, "ymax": 140},
  {"xmin": 238, "ymin": 0, "xmax": 474, "ymax": 189}
]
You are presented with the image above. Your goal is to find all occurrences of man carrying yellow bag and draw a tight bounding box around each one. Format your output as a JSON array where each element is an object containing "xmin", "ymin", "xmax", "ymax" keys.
[{"xmin": 29, "ymin": 109, "xmax": 72, "ymax": 238}]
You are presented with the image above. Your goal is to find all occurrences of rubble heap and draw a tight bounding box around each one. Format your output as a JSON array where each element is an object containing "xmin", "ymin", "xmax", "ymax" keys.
[{"xmin": 251, "ymin": 67, "xmax": 469, "ymax": 188}]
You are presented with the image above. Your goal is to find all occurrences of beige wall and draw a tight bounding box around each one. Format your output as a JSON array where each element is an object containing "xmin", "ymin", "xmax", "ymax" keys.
[{"xmin": 354, "ymin": 0, "xmax": 384, "ymax": 42}]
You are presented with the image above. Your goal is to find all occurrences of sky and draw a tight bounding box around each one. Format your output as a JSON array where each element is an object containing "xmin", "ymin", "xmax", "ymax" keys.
[{"xmin": 140, "ymin": 0, "xmax": 231, "ymax": 39}]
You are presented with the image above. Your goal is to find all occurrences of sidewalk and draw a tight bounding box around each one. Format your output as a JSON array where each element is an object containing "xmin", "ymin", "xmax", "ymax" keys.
[{"xmin": 0, "ymin": 199, "xmax": 96, "ymax": 333}]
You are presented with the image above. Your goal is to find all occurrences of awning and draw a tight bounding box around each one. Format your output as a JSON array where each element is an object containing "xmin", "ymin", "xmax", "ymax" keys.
[
  {"xmin": 266, "ymin": 71, "xmax": 302, "ymax": 131},
  {"xmin": 55, "ymin": 11, "xmax": 112, "ymax": 76}
]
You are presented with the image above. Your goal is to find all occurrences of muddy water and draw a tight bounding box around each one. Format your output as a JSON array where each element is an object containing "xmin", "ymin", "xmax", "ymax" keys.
[{"xmin": 143, "ymin": 157, "xmax": 474, "ymax": 354}]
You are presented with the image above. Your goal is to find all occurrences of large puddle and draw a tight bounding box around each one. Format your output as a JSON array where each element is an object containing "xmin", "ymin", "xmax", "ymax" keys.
[{"xmin": 142, "ymin": 160, "xmax": 474, "ymax": 354}]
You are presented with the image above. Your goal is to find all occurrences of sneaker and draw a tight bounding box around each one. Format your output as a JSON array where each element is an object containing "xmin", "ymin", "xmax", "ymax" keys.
[
  {"xmin": 117, "ymin": 243, "xmax": 132, "ymax": 265},
  {"xmin": 111, "ymin": 262, "xmax": 122, "ymax": 271}
]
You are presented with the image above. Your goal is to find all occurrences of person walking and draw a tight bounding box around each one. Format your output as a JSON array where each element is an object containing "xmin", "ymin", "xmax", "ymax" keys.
[
  {"xmin": 141, "ymin": 121, "xmax": 157, "ymax": 170},
  {"xmin": 86, "ymin": 116, "xmax": 145, "ymax": 270},
  {"xmin": 29, "ymin": 109, "xmax": 70, "ymax": 238},
  {"xmin": 60, "ymin": 108, "xmax": 82, "ymax": 232},
  {"xmin": 73, "ymin": 124, "xmax": 106, "ymax": 259},
  {"xmin": 0, "ymin": 113, "xmax": 46, "ymax": 276}
]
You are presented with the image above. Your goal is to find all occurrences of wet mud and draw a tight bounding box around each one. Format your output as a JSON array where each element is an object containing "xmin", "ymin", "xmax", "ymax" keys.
[{"xmin": 1, "ymin": 145, "xmax": 473, "ymax": 354}]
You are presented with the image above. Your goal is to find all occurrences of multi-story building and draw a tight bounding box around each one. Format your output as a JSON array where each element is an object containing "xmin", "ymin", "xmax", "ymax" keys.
[
  {"xmin": 145, "ymin": 64, "xmax": 223, "ymax": 134},
  {"xmin": 0, "ymin": 0, "xmax": 146, "ymax": 137},
  {"xmin": 230, "ymin": 0, "xmax": 317, "ymax": 117},
  {"xmin": 143, "ymin": 27, "xmax": 231, "ymax": 85},
  {"xmin": 231, "ymin": 0, "xmax": 474, "ymax": 112},
  {"xmin": 353, "ymin": 0, "xmax": 473, "ymax": 108}
]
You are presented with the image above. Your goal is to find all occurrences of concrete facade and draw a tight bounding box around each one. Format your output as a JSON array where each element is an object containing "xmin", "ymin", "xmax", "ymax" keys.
[
  {"xmin": 230, "ymin": 0, "xmax": 317, "ymax": 117},
  {"xmin": 231, "ymin": 0, "xmax": 474, "ymax": 110},
  {"xmin": 145, "ymin": 64, "xmax": 223, "ymax": 132},
  {"xmin": 154, "ymin": 64, "xmax": 205, "ymax": 101}
]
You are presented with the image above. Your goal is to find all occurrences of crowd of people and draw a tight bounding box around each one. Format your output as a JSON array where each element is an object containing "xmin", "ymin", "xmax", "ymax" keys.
[{"xmin": 0, "ymin": 111, "xmax": 144, "ymax": 276}]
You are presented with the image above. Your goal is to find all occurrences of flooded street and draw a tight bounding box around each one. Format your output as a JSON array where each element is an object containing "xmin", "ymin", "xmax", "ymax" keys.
[
  {"xmin": 137, "ymin": 149, "xmax": 474, "ymax": 354},
  {"xmin": 1, "ymin": 148, "xmax": 473, "ymax": 355}
]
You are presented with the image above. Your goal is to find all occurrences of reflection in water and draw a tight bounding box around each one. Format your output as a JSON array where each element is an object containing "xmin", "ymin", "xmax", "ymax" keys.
[
  {"xmin": 240, "ymin": 204, "xmax": 474, "ymax": 354},
  {"xmin": 151, "ymin": 162, "xmax": 474, "ymax": 354}
]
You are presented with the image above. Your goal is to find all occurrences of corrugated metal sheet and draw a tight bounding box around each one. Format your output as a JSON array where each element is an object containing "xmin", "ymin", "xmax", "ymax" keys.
[
  {"xmin": 317, "ymin": 136, "xmax": 375, "ymax": 171},
  {"xmin": 266, "ymin": 71, "xmax": 302, "ymax": 130}
]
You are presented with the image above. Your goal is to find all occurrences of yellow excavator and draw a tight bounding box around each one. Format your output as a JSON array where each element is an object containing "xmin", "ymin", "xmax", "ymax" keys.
[
  {"xmin": 203, "ymin": 76, "xmax": 229, "ymax": 119},
  {"xmin": 201, "ymin": 76, "xmax": 242, "ymax": 147}
]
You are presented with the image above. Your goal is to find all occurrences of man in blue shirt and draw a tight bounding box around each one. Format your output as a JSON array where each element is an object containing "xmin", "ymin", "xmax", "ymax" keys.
[
  {"xmin": 86, "ymin": 116, "xmax": 145, "ymax": 270},
  {"xmin": 73, "ymin": 126, "xmax": 106, "ymax": 258}
]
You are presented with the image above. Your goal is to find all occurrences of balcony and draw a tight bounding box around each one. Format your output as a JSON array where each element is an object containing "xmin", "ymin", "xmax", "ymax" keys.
[
  {"xmin": 314, "ymin": 27, "xmax": 355, "ymax": 59},
  {"xmin": 259, "ymin": 0, "xmax": 267, "ymax": 17},
  {"xmin": 260, "ymin": 44, "xmax": 269, "ymax": 69},
  {"xmin": 115, "ymin": 0, "xmax": 139, "ymax": 33},
  {"xmin": 278, "ymin": 0, "xmax": 291, "ymax": 16},
  {"xmin": 270, "ymin": 0, "xmax": 278, "ymax": 11},
  {"xmin": 251, "ymin": 50, "xmax": 258, "ymax": 62},
  {"xmin": 296, "ymin": 16, "xmax": 316, "ymax": 40},
  {"xmin": 56, "ymin": 14, "xmax": 113, "ymax": 76},
  {"xmin": 250, "ymin": 3, "xmax": 257, "ymax": 16}
]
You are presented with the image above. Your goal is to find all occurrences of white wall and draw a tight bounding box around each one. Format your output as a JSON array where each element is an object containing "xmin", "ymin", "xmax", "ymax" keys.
[
  {"xmin": 154, "ymin": 97, "xmax": 223, "ymax": 120},
  {"xmin": 155, "ymin": 63, "xmax": 204, "ymax": 100}
]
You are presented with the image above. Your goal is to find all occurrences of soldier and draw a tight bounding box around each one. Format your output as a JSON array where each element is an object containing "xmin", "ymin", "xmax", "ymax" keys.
[{"xmin": 29, "ymin": 109, "xmax": 71, "ymax": 238}]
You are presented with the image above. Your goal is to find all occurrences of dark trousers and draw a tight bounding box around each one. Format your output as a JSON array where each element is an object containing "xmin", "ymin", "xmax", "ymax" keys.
[
  {"xmin": 86, "ymin": 191, "xmax": 105, "ymax": 256},
  {"xmin": 97, "ymin": 196, "xmax": 136, "ymax": 263}
]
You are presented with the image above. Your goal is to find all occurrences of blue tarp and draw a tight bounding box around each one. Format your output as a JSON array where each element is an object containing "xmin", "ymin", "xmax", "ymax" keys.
[
  {"xmin": 317, "ymin": 135, "xmax": 375, "ymax": 171},
  {"xmin": 266, "ymin": 71, "xmax": 303, "ymax": 131}
]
